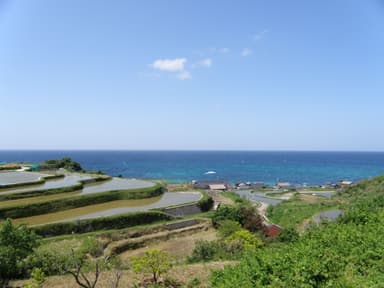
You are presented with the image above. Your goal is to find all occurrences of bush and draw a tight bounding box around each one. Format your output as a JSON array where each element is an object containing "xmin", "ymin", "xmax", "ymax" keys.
[
  {"xmin": 197, "ymin": 193, "xmax": 214, "ymax": 211},
  {"xmin": 0, "ymin": 220, "xmax": 40, "ymax": 286},
  {"xmin": 211, "ymin": 206, "xmax": 242, "ymax": 227},
  {"xmin": 26, "ymin": 239, "xmax": 84, "ymax": 276},
  {"xmin": 188, "ymin": 240, "xmax": 220, "ymax": 262},
  {"xmin": 212, "ymin": 203, "xmax": 263, "ymax": 233},
  {"xmin": 277, "ymin": 227, "xmax": 299, "ymax": 243},
  {"xmin": 226, "ymin": 229, "xmax": 263, "ymax": 249},
  {"xmin": 217, "ymin": 220, "xmax": 242, "ymax": 238},
  {"xmin": 188, "ymin": 238, "xmax": 248, "ymax": 263}
]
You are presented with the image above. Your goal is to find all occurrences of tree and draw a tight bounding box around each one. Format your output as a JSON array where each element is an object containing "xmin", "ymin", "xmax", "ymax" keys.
[
  {"xmin": 130, "ymin": 249, "xmax": 172, "ymax": 284},
  {"xmin": 0, "ymin": 219, "xmax": 40, "ymax": 287}
]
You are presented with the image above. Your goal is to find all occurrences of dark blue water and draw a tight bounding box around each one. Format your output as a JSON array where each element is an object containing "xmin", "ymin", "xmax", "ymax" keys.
[{"xmin": 1, "ymin": 151, "xmax": 384, "ymax": 185}]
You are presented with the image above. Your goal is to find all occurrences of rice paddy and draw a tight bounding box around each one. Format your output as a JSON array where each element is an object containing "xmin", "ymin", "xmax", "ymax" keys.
[{"xmin": 1, "ymin": 171, "xmax": 202, "ymax": 227}]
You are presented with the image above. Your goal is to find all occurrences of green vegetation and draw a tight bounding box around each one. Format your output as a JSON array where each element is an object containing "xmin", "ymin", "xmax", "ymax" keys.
[
  {"xmin": 189, "ymin": 201, "xmax": 264, "ymax": 263},
  {"xmin": 131, "ymin": 249, "xmax": 173, "ymax": 284},
  {"xmin": 212, "ymin": 203, "xmax": 263, "ymax": 233},
  {"xmin": 24, "ymin": 268, "xmax": 46, "ymax": 288},
  {"xmin": 197, "ymin": 192, "xmax": 214, "ymax": 211},
  {"xmin": 39, "ymin": 157, "xmax": 84, "ymax": 172},
  {"xmin": 266, "ymin": 194, "xmax": 338, "ymax": 228},
  {"xmin": 221, "ymin": 191, "xmax": 247, "ymax": 204},
  {"xmin": 209, "ymin": 176, "xmax": 384, "ymax": 287},
  {"xmin": 0, "ymin": 219, "xmax": 40, "ymax": 287}
]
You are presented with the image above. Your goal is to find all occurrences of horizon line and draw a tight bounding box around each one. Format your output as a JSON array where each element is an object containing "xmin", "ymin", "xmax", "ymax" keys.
[{"xmin": 1, "ymin": 149, "xmax": 384, "ymax": 153}]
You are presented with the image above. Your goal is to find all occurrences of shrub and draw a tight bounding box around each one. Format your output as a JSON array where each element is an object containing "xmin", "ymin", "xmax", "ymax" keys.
[
  {"xmin": 217, "ymin": 220, "xmax": 242, "ymax": 238},
  {"xmin": 226, "ymin": 229, "xmax": 263, "ymax": 249},
  {"xmin": 197, "ymin": 193, "xmax": 214, "ymax": 211},
  {"xmin": 211, "ymin": 206, "xmax": 242, "ymax": 227},
  {"xmin": 188, "ymin": 240, "xmax": 219, "ymax": 262},
  {"xmin": 277, "ymin": 227, "xmax": 299, "ymax": 243},
  {"xmin": 0, "ymin": 220, "xmax": 40, "ymax": 286}
]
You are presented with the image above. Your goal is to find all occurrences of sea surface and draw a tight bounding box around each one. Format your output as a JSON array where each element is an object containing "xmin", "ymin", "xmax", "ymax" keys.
[{"xmin": 1, "ymin": 151, "xmax": 384, "ymax": 186}]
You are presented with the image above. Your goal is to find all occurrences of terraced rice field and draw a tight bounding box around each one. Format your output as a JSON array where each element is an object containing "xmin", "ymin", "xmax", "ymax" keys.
[
  {"xmin": 14, "ymin": 192, "xmax": 202, "ymax": 225},
  {"xmin": 0, "ymin": 171, "xmax": 50, "ymax": 186},
  {"xmin": 0, "ymin": 171, "xmax": 202, "ymax": 226},
  {"xmin": 0, "ymin": 173, "xmax": 95, "ymax": 195},
  {"xmin": 0, "ymin": 173, "xmax": 155, "ymax": 196}
]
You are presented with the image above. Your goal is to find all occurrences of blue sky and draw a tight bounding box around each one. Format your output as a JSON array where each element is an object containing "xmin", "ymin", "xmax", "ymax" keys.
[{"xmin": 1, "ymin": 0, "xmax": 383, "ymax": 150}]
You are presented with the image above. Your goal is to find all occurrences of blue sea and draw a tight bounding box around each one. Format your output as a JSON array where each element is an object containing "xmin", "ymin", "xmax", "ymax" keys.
[{"xmin": 1, "ymin": 151, "xmax": 384, "ymax": 186}]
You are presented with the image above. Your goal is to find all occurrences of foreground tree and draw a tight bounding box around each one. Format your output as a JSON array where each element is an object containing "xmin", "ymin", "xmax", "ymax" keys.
[
  {"xmin": 131, "ymin": 249, "xmax": 172, "ymax": 284},
  {"xmin": 0, "ymin": 219, "xmax": 40, "ymax": 287}
]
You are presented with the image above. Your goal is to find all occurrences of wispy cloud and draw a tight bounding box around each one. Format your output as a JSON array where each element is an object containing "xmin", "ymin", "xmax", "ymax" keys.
[
  {"xmin": 176, "ymin": 71, "xmax": 192, "ymax": 80},
  {"xmin": 194, "ymin": 58, "xmax": 212, "ymax": 68},
  {"xmin": 151, "ymin": 58, "xmax": 186, "ymax": 72},
  {"xmin": 241, "ymin": 48, "xmax": 253, "ymax": 57},
  {"xmin": 252, "ymin": 29, "xmax": 268, "ymax": 41},
  {"xmin": 194, "ymin": 47, "xmax": 230, "ymax": 57}
]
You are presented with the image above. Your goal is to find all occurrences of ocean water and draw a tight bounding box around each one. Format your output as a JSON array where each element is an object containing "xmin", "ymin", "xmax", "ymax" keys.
[{"xmin": 1, "ymin": 151, "xmax": 384, "ymax": 185}]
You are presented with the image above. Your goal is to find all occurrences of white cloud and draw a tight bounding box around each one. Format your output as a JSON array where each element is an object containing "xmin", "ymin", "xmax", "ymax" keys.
[
  {"xmin": 176, "ymin": 71, "xmax": 192, "ymax": 80},
  {"xmin": 252, "ymin": 29, "xmax": 268, "ymax": 41},
  {"xmin": 151, "ymin": 58, "xmax": 186, "ymax": 72},
  {"xmin": 241, "ymin": 48, "xmax": 253, "ymax": 57},
  {"xmin": 195, "ymin": 58, "xmax": 212, "ymax": 68}
]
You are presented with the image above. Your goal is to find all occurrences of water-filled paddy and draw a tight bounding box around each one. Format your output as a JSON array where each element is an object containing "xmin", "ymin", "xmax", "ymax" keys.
[
  {"xmin": 0, "ymin": 171, "xmax": 50, "ymax": 186},
  {"xmin": 0, "ymin": 173, "xmax": 93, "ymax": 194},
  {"xmin": 0, "ymin": 172, "xmax": 155, "ymax": 196},
  {"xmin": 81, "ymin": 178, "xmax": 155, "ymax": 194},
  {"xmin": 14, "ymin": 192, "xmax": 201, "ymax": 225}
]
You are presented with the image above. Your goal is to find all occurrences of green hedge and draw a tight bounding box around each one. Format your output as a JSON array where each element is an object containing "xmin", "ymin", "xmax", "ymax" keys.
[
  {"xmin": 32, "ymin": 211, "xmax": 173, "ymax": 237},
  {"xmin": 0, "ymin": 184, "xmax": 164, "ymax": 219}
]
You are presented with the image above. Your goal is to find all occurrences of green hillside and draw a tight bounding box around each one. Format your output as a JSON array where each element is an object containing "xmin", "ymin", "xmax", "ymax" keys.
[{"xmin": 210, "ymin": 176, "xmax": 384, "ymax": 287}]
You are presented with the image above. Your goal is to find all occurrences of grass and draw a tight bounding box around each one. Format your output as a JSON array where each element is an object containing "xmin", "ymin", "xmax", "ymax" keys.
[
  {"xmin": 119, "ymin": 227, "xmax": 217, "ymax": 263},
  {"xmin": 221, "ymin": 191, "xmax": 247, "ymax": 204},
  {"xmin": 267, "ymin": 194, "xmax": 339, "ymax": 229}
]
